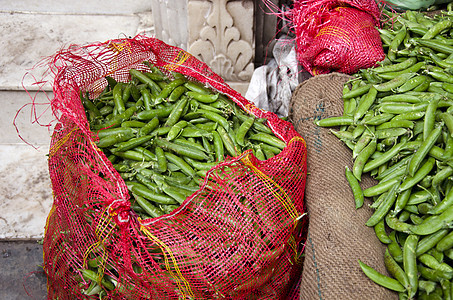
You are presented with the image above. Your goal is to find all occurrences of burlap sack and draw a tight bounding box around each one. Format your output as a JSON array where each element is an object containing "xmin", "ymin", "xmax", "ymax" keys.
[{"xmin": 289, "ymin": 73, "xmax": 398, "ymax": 300}]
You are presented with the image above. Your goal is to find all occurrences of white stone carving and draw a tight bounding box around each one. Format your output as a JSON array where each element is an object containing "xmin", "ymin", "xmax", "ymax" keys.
[
  {"xmin": 187, "ymin": 0, "xmax": 254, "ymax": 83},
  {"xmin": 150, "ymin": 0, "xmax": 188, "ymax": 50}
]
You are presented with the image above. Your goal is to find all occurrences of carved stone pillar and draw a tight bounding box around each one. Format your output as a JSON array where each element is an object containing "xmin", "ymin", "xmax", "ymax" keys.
[
  {"xmin": 151, "ymin": 0, "xmax": 255, "ymax": 95},
  {"xmin": 187, "ymin": 0, "xmax": 254, "ymax": 95}
]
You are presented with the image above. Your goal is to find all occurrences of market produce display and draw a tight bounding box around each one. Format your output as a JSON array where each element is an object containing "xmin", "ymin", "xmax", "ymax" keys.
[
  {"xmin": 316, "ymin": 8, "xmax": 453, "ymax": 299},
  {"xmin": 82, "ymin": 64, "xmax": 286, "ymax": 220},
  {"xmin": 42, "ymin": 36, "xmax": 308, "ymax": 299}
]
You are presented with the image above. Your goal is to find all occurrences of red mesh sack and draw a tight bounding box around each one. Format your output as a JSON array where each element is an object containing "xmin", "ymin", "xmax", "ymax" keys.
[
  {"xmin": 40, "ymin": 35, "xmax": 308, "ymax": 299},
  {"xmin": 290, "ymin": 0, "xmax": 385, "ymax": 75}
]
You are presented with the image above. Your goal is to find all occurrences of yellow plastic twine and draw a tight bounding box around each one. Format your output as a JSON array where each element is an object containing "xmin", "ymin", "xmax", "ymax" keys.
[
  {"xmin": 140, "ymin": 223, "xmax": 194, "ymax": 299},
  {"xmin": 82, "ymin": 206, "xmax": 115, "ymax": 276},
  {"xmin": 164, "ymin": 50, "xmax": 192, "ymax": 72},
  {"xmin": 48, "ymin": 127, "xmax": 79, "ymax": 158}
]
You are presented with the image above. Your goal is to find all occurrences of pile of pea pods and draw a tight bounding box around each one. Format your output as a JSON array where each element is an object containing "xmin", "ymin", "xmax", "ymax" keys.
[
  {"xmin": 82, "ymin": 62, "xmax": 285, "ymax": 221},
  {"xmin": 316, "ymin": 7, "xmax": 453, "ymax": 299}
]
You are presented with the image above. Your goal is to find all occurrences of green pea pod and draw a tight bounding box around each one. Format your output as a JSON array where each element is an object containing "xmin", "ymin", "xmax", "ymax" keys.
[
  {"xmin": 248, "ymin": 132, "xmax": 286, "ymax": 150},
  {"xmin": 154, "ymin": 78, "xmax": 187, "ymax": 104},
  {"xmin": 400, "ymin": 157, "xmax": 436, "ymax": 192},
  {"xmin": 411, "ymin": 203, "xmax": 453, "ymax": 236},
  {"xmin": 163, "ymin": 152, "xmax": 196, "ymax": 177},
  {"xmin": 136, "ymin": 105, "xmax": 174, "ymax": 121},
  {"xmin": 236, "ymin": 117, "xmax": 254, "ymax": 147},
  {"xmin": 138, "ymin": 117, "xmax": 159, "ymax": 137},
  {"xmin": 216, "ymin": 126, "xmax": 237, "ymax": 157},
  {"xmin": 345, "ymin": 166, "xmax": 364, "ymax": 209},
  {"xmin": 353, "ymin": 86, "xmax": 378, "ymax": 123},
  {"xmin": 366, "ymin": 185, "xmax": 399, "ymax": 227},
  {"xmin": 379, "ymin": 102, "xmax": 428, "ymax": 115},
  {"xmin": 132, "ymin": 193, "xmax": 165, "ymax": 218},
  {"xmin": 353, "ymin": 139, "xmax": 376, "ymax": 181},
  {"xmin": 315, "ymin": 116, "xmax": 354, "ymax": 127},
  {"xmin": 384, "ymin": 248, "xmax": 410, "ymax": 291},
  {"xmin": 436, "ymin": 230, "xmax": 453, "ymax": 252},
  {"xmin": 155, "ymin": 138, "xmax": 210, "ymax": 161},
  {"xmin": 422, "ymin": 19, "xmax": 452, "ymax": 40},
  {"xmin": 377, "ymin": 62, "xmax": 426, "ymax": 81},
  {"xmin": 164, "ymin": 98, "xmax": 188, "ymax": 127},
  {"xmin": 363, "ymin": 140, "xmax": 407, "ymax": 173},
  {"xmin": 374, "ymin": 73, "xmax": 416, "ymax": 92},
  {"xmin": 96, "ymin": 130, "xmax": 135, "ymax": 148},
  {"xmin": 403, "ymin": 234, "xmax": 419, "ymax": 298},
  {"xmin": 358, "ymin": 260, "xmax": 406, "ymax": 292},
  {"xmin": 372, "ymin": 57, "xmax": 417, "ymax": 74},
  {"xmin": 166, "ymin": 120, "xmax": 188, "ymax": 141},
  {"xmin": 375, "ymin": 218, "xmax": 392, "ymax": 244},
  {"xmin": 417, "ymin": 39, "xmax": 453, "ymax": 55},
  {"xmin": 129, "ymin": 69, "xmax": 161, "ymax": 95},
  {"xmin": 428, "ymin": 182, "xmax": 453, "ymax": 215},
  {"xmin": 111, "ymin": 135, "xmax": 153, "ymax": 153},
  {"xmin": 385, "ymin": 214, "xmax": 413, "ymax": 234},
  {"xmin": 408, "ymin": 124, "xmax": 442, "ymax": 177},
  {"xmin": 416, "ymin": 229, "xmax": 450, "ymax": 257}
]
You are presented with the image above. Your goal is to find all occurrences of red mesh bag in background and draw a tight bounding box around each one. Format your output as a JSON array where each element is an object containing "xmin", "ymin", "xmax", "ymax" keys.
[
  {"xmin": 290, "ymin": 0, "xmax": 385, "ymax": 75},
  {"xmin": 40, "ymin": 35, "xmax": 308, "ymax": 299}
]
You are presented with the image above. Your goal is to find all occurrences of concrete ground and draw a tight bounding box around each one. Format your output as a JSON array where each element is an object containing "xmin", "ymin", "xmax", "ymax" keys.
[{"xmin": 0, "ymin": 241, "xmax": 47, "ymax": 300}]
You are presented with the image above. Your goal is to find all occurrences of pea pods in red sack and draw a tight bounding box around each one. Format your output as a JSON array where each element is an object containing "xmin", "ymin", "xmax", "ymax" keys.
[
  {"xmin": 289, "ymin": 0, "xmax": 385, "ymax": 75},
  {"xmin": 41, "ymin": 36, "xmax": 308, "ymax": 299}
]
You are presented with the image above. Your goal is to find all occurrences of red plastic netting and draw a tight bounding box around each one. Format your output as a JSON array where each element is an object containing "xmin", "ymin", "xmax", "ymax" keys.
[
  {"xmin": 41, "ymin": 35, "xmax": 308, "ymax": 299},
  {"xmin": 290, "ymin": 0, "xmax": 385, "ymax": 75}
]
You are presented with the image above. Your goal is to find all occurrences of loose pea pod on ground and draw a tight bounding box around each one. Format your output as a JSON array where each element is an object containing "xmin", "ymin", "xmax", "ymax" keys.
[{"xmin": 315, "ymin": 8, "xmax": 453, "ymax": 299}]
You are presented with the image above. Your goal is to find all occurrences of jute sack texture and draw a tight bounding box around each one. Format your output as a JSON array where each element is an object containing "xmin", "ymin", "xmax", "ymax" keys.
[{"xmin": 289, "ymin": 73, "xmax": 398, "ymax": 300}]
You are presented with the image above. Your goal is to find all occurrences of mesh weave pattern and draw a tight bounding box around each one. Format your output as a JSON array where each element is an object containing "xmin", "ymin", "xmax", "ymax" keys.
[
  {"xmin": 42, "ymin": 36, "xmax": 308, "ymax": 299},
  {"xmin": 291, "ymin": 0, "xmax": 385, "ymax": 75}
]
